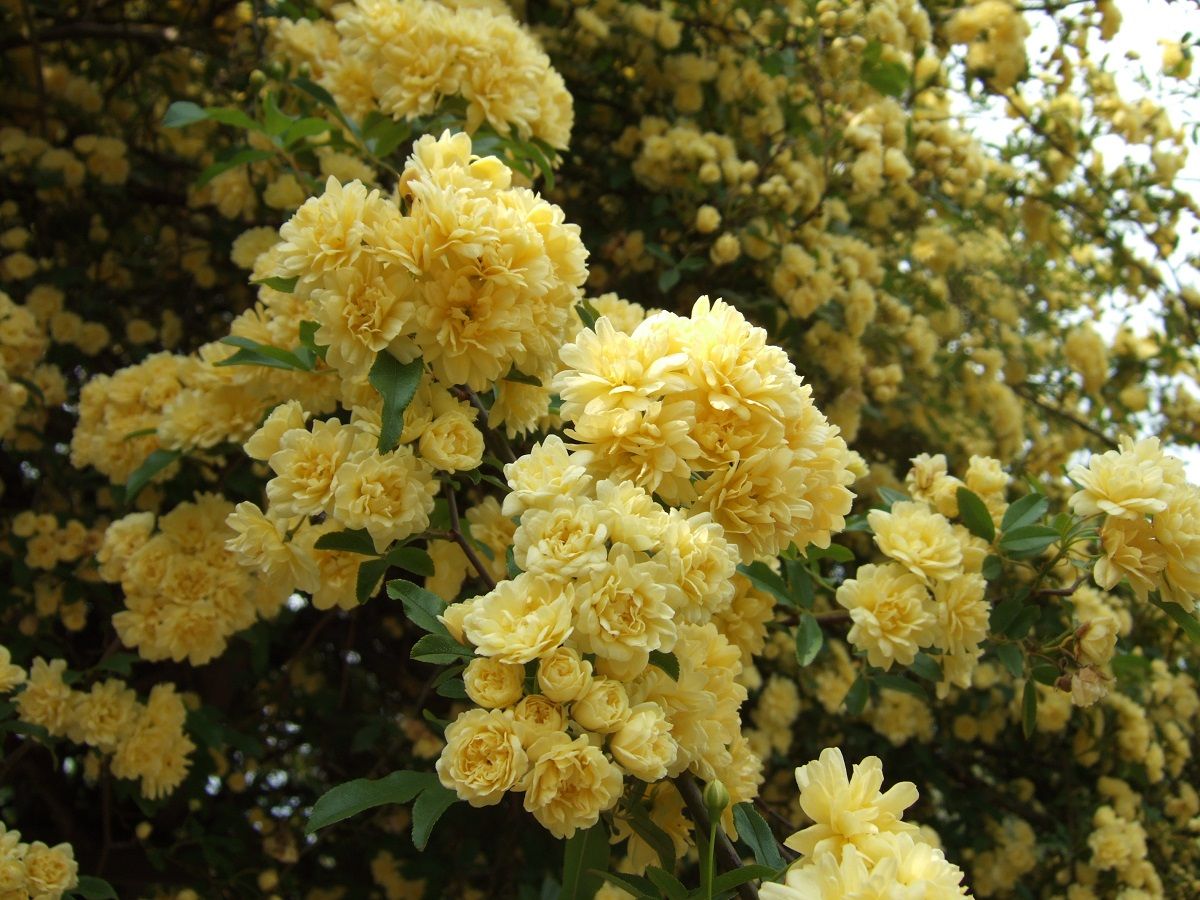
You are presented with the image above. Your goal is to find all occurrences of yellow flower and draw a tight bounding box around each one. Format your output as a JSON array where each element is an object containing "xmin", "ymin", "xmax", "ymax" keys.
[
  {"xmin": 784, "ymin": 747, "xmax": 919, "ymax": 862},
  {"xmin": 69, "ymin": 678, "xmax": 139, "ymax": 752},
  {"xmin": 1094, "ymin": 515, "xmax": 1166, "ymax": 600},
  {"xmin": 462, "ymin": 573, "xmax": 575, "ymax": 665},
  {"xmin": 418, "ymin": 410, "xmax": 484, "ymax": 472},
  {"xmin": 502, "ymin": 434, "xmax": 592, "ymax": 518},
  {"xmin": 837, "ymin": 563, "xmax": 936, "ymax": 670},
  {"xmin": 266, "ymin": 418, "xmax": 355, "ymax": 519},
  {"xmin": 611, "ymin": 702, "xmax": 677, "ymax": 782},
  {"xmin": 932, "ymin": 573, "xmax": 989, "ymax": 657},
  {"xmin": 1069, "ymin": 436, "xmax": 1182, "ymax": 520},
  {"xmin": 655, "ymin": 510, "xmax": 738, "ymax": 623},
  {"xmin": 513, "ymin": 497, "xmax": 609, "ymax": 580},
  {"xmin": 574, "ymin": 550, "xmax": 679, "ymax": 665},
  {"xmin": 571, "ymin": 677, "xmax": 630, "ymax": 734},
  {"xmin": 0, "ymin": 646, "xmax": 26, "ymax": 693},
  {"xmin": 537, "ymin": 647, "xmax": 593, "ymax": 703},
  {"xmin": 15, "ymin": 657, "xmax": 73, "ymax": 737},
  {"xmin": 331, "ymin": 446, "xmax": 437, "ymax": 549},
  {"xmin": 463, "ymin": 657, "xmax": 525, "ymax": 709},
  {"xmin": 523, "ymin": 732, "xmax": 623, "ymax": 838},
  {"xmin": 312, "ymin": 259, "xmax": 414, "ymax": 379},
  {"xmin": 22, "ymin": 841, "xmax": 79, "ymax": 897},
  {"xmin": 436, "ymin": 708, "xmax": 529, "ymax": 807},
  {"xmin": 868, "ymin": 501, "xmax": 963, "ymax": 583},
  {"xmin": 225, "ymin": 501, "xmax": 318, "ymax": 595}
]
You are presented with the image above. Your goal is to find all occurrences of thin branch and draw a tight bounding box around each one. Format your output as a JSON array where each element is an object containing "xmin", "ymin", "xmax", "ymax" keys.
[
  {"xmin": 445, "ymin": 484, "xmax": 498, "ymax": 591},
  {"xmin": 674, "ymin": 772, "xmax": 759, "ymax": 900}
]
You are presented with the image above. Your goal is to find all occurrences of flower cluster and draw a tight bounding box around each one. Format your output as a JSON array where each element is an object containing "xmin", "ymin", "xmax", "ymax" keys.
[
  {"xmin": 273, "ymin": 0, "xmax": 572, "ymax": 147},
  {"xmin": 98, "ymin": 494, "xmax": 288, "ymax": 665},
  {"xmin": 6, "ymin": 651, "xmax": 194, "ymax": 800},
  {"xmin": 1069, "ymin": 436, "xmax": 1200, "ymax": 610},
  {"xmin": 0, "ymin": 822, "xmax": 78, "ymax": 900},
  {"xmin": 762, "ymin": 747, "xmax": 971, "ymax": 900},
  {"xmin": 554, "ymin": 297, "xmax": 857, "ymax": 561}
]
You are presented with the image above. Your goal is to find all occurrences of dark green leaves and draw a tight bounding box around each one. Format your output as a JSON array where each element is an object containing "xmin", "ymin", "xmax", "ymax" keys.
[
  {"xmin": 732, "ymin": 802, "xmax": 786, "ymax": 870},
  {"xmin": 736, "ymin": 562, "xmax": 792, "ymax": 607},
  {"xmin": 561, "ymin": 822, "xmax": 609, "ymax": 900},
  {"xmin": 956, "ymin": 488, "xmax": 995, "ymax": 543},
  {"xmin": 861, "ymin": 41, "xmax": 909, "ymax": 97},
  {"xmin": 575, "ymin": 298, "xmax": 600, "ymax": 330},
  {"xmin": 1153, "ymin": 598, "xmax": 1200, "ymax": 643},
  {"xmin": 998, "ymin": 525, "xmax": 1059, "ymax": 558},
  {"xmin": 314, "ymin": 528, "xmax": 376, "ymax": 555},
  {"xmin": 71, "ymin": 876, "xmax": 118, "ymax": 899},
  {"xmin": 388, "ymin": 579, "xmax": 450, "ymax": 636},
  {"xmin": 216, "ymin": 335, "xmax": 315, "ymax": 372},
  {"xmin": 368, "ymin": 353, "xmax": 423, "ymax": 453},
  {"xmin": 254, "ymin": 275, "xmax": 299, "ymax": 293},
  {"xmin": 794, "ymin": 614, "xmax": 823, "ymax": 667},
  {"xmin": 1001, "ymin": 493, "xmax": 1050, "ymax": 533},
  {"xmin": 410, "ymin": 634, "xmax": 474, "ymax": 665},
  {"xmin": 843, "ymin": 674, "xmax": 869, "ymax": 715},
  {"xmin": 411, "ymin": 781, "xmax": 458, "ymax": 850},
  {"xmin": 994, "ymin": 643, "xmax": 1023, "ymax": 679},
  {"xmin": 648, "ymin": 650, "xmax": 680, "ymax": 681},
  {"xmin": 307, "ymin": 771, "xmax": 430, "ymax": 833},
  {"xmin": 125, "ymin": 448, "xmax": 181, "ymax": 503},
  {"xmin": 162, "ymin": 101, "xmax": 209, "ymax": 128}
]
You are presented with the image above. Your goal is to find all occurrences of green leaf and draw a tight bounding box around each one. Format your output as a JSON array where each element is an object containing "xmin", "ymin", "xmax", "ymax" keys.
[
  {"xmin": 592, "ymin": 872, "xmax": 655, "ymax": 900},
  {"xmin": 71, "ymin": 876, "xmax": 118, "ymax": 899},
  {"xmin": 203, "ymin": 106, "xmax": 262, "ymax": 131},
  {"xmin": 1152, "ymin": 598, "xmax": 1200, "ymax": 643},
  {"xmin": 195, "ymin": 148, "xmax": 274, "ymax": 187},
  {"xmin": 785, "ymin": 560, "xmax": 814, "ymax": 609},
  {"xmin": 125, "ymin": 448, "xmax": 180, "ymax": 503},
  {"xmin": 387, "ymin": 579, "xmax": 450, "ymax": 636},
  {"xmin": 808, "ymin": 543, "xmax": 854, "ymax": 563},
  {"xmin": 736, "ymin": 562, "xmax": 793, "ymax": 608},
  {"xmin": 863, "ymin": 58, "xmax": 909, "ymax": 96},
  {"xmin": 994, "ymin": 643, "xmax": 1024, "ymax": 679},
  {"xmin": 94, "ymin": 652, "xmax": 139, "ymax": 677},
  {"xmin": 282, "ymin": 116, "xmax": 335, "ymax": 147},
  {"xmin": 989, "ymin": 595, "xmax": 1024, "ymax": 634},
  {"xmin": 1001, "ymin": 493, "xmax": 1049, "ymax": 533},
  {"xmin": 298, "ymin": 320, "xmax": 328, "ymax": 360},
  {"xmin": 648, "ymin": 650, "xmax": 680, "ymax": 681},
  {"xmin": 575, "ymin": 298, "xmax": 600, "ymax": 330},
  {"xmin": 411, "ymin": 782, "xmax": 457, "ymax": 850},
  {"xmin": 874, "ymin": 673, "xmax": 926, "ymax": 700},
  {"xmin": 307, "ymin": 771, "xmax": 432, "ymax": 833},
  {"xmin": 562, "ymin": 822, "xmax": 610, "ymax": 900},
  {"xmin": 843, "ymin": 674, "xmax": 869, "ymax": 715},
  {"xmin": 163, "ymin": 101, "xmax": 208, "ymax": 128},
  {"xmin": 658, "ymin": 268, "xmax": 681, "ymax": 293},
  {"xmin": 908, "ymin": 652, "xmax": 941, "ymax": 682},
  {"xmin": 732, "ymin": 803, "xmax": 786, "ymax": 870},
  {"xmin": 356, "ymin": 555, "xmax": 391, "ymax": 603},
  {"xmin": 877, "ymin": 486, "xmax": 909, "ymax": 508},
  {"xmin": 216, "ymin": 336, "xmax": 312, "ymax": 371},
  {"xmin": 263, "ymin": 92, "xmax": 293, "ymax": 137},
  {"xmin": 981, "ymin": 554, "xmax": 1002, "ymax": 581},
  {"xmin": 1111, "ymin": 652, "xmax": 1153, "ymax": 684},
  {"xmin": 1031, "ymin": 664, "xmax": 1060, "ymax": 686},
  {"xmin": 1021, "ymin": 679, "xmax": 1038, "ymax": 739},
  {"xmin": 292, "ymin": 76, "xmax": 358, "ymax": 136},
  {"xmin": 369, "ymin": 353, "xmax": 423, "ymax": 453},
  {"xmin": 626, "ymin": 802, "xmax": 676, "ymax": 872},
  {"xmin": 644, "ymin": 866, "xmax": 686, "ymax": 900},
  {"xmin": 1004, "ymin": 606, "xmax": 1040, "ymax": 640},
  {"xmin": 314, "ymin": 528, "xmax": 377, "ymax": 555},
  {"xmin": 389, "ymin": 546, "xmax": 434, "ymax": 578},
  {"xmin": 711, "ymin": 865, "xmax": 778, "ymax": 895},
  {"xmin": 794, "ymin": 615, "xmax": 823, "ymax": 667},
  {"xmin": 254, "ymin": 275, "xmax": 299, "ymax": 293},
  {"xmin": 998, "ymin": 525, "xmax": 1059, "ymax": 557},
  {"xmin": 956, "ymin": 488, "xmax": 995, "ymax": 543},
  {"xmin": 410, "ymin": 634, "xmax": 474, "ymax": 665}
]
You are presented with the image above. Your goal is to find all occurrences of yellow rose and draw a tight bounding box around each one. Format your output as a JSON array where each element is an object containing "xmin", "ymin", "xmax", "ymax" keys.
[
  {"xmin": 436, "ymin": 709, "xmax": 529, "ymax": 807},
  {"xmin": 610, "ymin": 702, "xmax": 677, "ymax": 782},
  {"xmin": 512, "ymin": 694, "xmax": 567, "ymax": 743},
  {"xmin": 523, "ymin": 732, "xmax": 623, "ymax": 838},
  {"xmin": 23, "ymin": 841, "xmax": 78, "ymax": 897},
  {"xmin": 463, "ymin": 657, "xmax": 525, "ymax": 709},
  {"xmin": 537, "ymin": 647, "xmax": 592, "ymax": 703},
  {"xmin": 462, "ymin": 573, "xmax": 575, "ymax": 665},
  {"xmin": 419, "ymin": 411, "xmax": 485, "ymax": 473},
  {"xmin": 571, "ymin": 677, "xmax": 630, "ymax": 734}
]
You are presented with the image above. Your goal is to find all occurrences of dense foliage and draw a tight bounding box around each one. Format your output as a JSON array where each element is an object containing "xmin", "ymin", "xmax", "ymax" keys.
[{"xmin": 2, "ymin": 0, "xmax": 1200, "ymax": 898}]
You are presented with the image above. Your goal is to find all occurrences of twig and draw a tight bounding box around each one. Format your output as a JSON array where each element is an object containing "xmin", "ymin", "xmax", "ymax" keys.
[
  {"xmin": 445, "ymin": 485, "xmax": 498, "ymax": 591},
  {"xmin": 674, "ymin": 772, "xmax": 759, "ymax": 900}
]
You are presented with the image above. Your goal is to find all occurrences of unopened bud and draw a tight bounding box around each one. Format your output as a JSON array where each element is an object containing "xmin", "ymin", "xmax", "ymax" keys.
[{"xmin": 703, "ymin": 779, "xmax": 730, "ymax": 820}]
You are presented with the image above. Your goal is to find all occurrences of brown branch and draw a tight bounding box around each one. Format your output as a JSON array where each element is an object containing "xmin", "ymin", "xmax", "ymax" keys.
[
  {"xmin": 445, "ymin": 485, "xmax": 498, "ymax": 591},
  {"xmin": 674, "ymin": 772, "xmax": 759, "ymax": 900},
  {"xmin": 1012, "ymin": 384, "xmax": 1119, "ymax": 450}
]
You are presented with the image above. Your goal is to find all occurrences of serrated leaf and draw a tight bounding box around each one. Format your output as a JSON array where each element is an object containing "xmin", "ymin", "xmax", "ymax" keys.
[
  {"xmin": 411, "ymin": 782, "xmax": 457, "ymax": 850},
  {"xmin": 387, "ymin": 579, "xmax": 450, "ymax": 635},
  {"xmin": 125, "ymin": 448, "xmax": 180, "ymax": 503},
  {"xmin": 994, "ymin": 643, "xmax": 1024, "ymax": 679},
  {"xmin": 981, "ymin": 554, "xmax": 1002, "ymax": 581},
  {"xmin": 1153, "ymin": 598, "xmax": 1200, "ymax": 643},
  {"xmin": 647, "ymin": 649, "xmax": 680, "ymax": 681},
  {"xmin": 314, "ymin": 529, "xmax": 377, "ymax": 555},
  {"xmin": 356, "ymin": 555, "xmax": 391, "ymax": 603},
  {"xmin": 389, "ymin": 546, "xmax": 434, "ymax": 578},
  {"xmin": 956, "ymin": 488, "xmax": 995, "ymax": 542},
  {"xmin": 1004, "ymin": 606, "xmax": 1040, "ymax": 640},
  {"xmin": 737, "ymin": 562, "xmax": 793, "ymax": 608},
  {"xmin": 1022, "ymin": 679, "xmax": 1038, "ymax": 739},
  {"xmin": 307, "ymin": 771, "xmax": 433, "ymax": 833},
  {"xmin": 795, "ymin": 614, "xmax": 823, "ymax": 667},
  {"xmin": 562, "ymin": 823, "xmax": 610, "ymax": 900},
  {"xmin": 732, "ymin": 802, "xmax": 786, "ymax": 870},
  {"xmin": 1001, "ymin": 493, "xmax": 1049, "ymax": 533},
  {"xmin": 411, "ymin": 634, "xmax": 474, "ymax": 664},
  {"xmin": 989, "ymin": 595, "xmax": 1024, "ymax": 633},
  {"xmin": 369, "ymin": 353, "xmax": 423, "ymax": 453}
]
